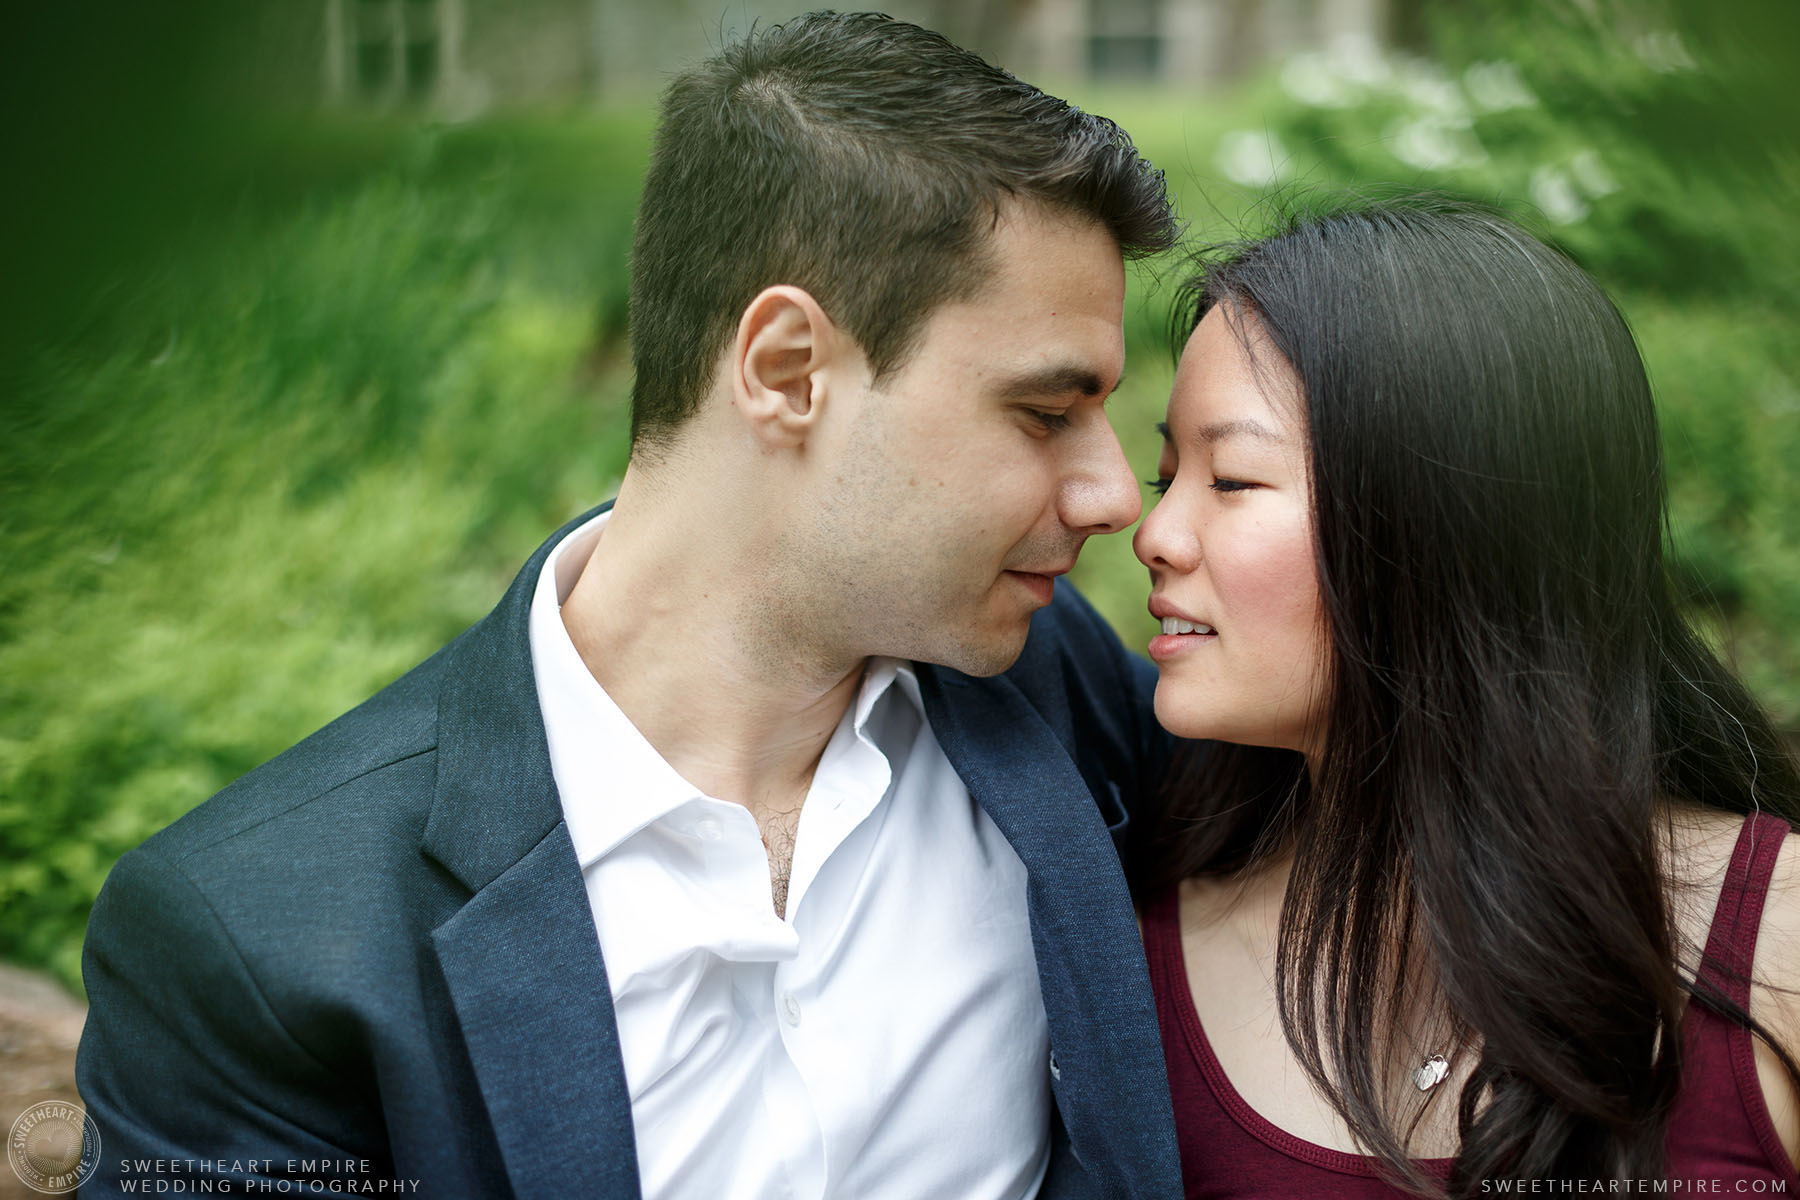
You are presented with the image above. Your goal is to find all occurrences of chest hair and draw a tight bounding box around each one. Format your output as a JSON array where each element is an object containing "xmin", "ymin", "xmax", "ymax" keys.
[{"xmin": 759, "ymin": 808, "xmax": 801, "ymax": 918}]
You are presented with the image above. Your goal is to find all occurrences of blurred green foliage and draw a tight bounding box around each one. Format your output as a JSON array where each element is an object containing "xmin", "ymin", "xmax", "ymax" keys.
[
  {"xmin": 0, "ymin": 121, "xmax": 647, "ymax": 988},
  {"xmin": 3, "ymin": 1, "xmax": 1796, "ymax": 992},
  {"xmin": 1069, "ymin": 1, "xmax": 1800, "ymax": 729}
]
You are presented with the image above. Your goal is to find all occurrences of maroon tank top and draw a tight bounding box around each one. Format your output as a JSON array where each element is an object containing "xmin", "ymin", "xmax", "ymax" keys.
[{"xmin": 1143, "ymin": 813, "xmax": 1799, "ymax": 1197}]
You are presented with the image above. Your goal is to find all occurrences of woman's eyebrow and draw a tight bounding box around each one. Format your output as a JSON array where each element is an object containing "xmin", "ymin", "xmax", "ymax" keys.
[
  {"xmin": 1156, "ymin": 417, "xmax": 1285, "ymax": 445},
  {"xmin": 1197, "ymin": 418, "xmax": 1283, "ymax": 444}
]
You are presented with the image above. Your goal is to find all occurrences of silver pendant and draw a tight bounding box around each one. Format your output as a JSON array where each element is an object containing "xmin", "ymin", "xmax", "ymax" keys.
[{"xmin": 1413, "ymin": 1054, "xmax": 1450, "ymax": 1092}]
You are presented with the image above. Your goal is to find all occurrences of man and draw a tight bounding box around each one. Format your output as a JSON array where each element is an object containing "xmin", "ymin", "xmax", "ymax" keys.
[{"xmin": 77, "ymin": 12, "xmax": 1182, "ymax": 1198}]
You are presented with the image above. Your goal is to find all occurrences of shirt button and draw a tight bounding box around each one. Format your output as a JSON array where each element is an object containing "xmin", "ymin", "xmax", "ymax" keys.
[
  {"xmin": 781, "ymin": 993, "xmax": 802, "ymax": 1027},
  {"xmin": 693, "ymin": 817, "xmax": 723, "ymax": 842}
]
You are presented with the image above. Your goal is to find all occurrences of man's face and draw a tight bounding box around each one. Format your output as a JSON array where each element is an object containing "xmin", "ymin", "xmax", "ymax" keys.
[{"xmin": 797, "ymin": 203, "xmax": 1140, "ymax": 677}]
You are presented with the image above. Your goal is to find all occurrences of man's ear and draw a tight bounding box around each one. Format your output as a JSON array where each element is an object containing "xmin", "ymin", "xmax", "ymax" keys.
[{"xmin": 731, "ymin": 286, "xmax": 857, "ymax": 449}]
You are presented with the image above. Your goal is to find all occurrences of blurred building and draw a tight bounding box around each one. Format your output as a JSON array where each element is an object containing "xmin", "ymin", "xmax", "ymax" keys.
[{"xmin": 308, "ymin": 0, "xmax": 1394, "ymax": 112}]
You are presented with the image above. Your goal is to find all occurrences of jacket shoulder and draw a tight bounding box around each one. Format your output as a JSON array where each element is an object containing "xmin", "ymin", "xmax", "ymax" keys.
[
  {"xmin": 135, "ymin": 639, "xmax": 452, "ymax": 862},
  {"xmin": 84, "ymin": 635, "xmax": 468, "ymax": 1094},
  {"xmin": 1007, "ymin": 580, "xmax": 1144, "ymax": 701}
]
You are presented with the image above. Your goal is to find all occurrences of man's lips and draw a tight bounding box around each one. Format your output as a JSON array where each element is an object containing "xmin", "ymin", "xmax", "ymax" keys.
[{"xmin": 1005, "ymin": 566, "xmax": 1070, "ymax": 605}]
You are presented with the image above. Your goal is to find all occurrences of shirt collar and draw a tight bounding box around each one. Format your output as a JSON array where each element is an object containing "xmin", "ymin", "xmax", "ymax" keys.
[{"xmin": 528, "ymin": 507, "xmax": 921, "ymax": 869}]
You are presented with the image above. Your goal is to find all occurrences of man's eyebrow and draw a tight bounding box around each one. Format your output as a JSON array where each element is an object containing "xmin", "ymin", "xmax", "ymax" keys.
[{"xmin": 992, "ymin": 364, "xmax": 1115, "ymax": 402}]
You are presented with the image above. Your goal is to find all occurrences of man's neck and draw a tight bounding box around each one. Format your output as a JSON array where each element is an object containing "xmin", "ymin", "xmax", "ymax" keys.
[{"xmin": 557, "ymin": 488, "xmax": 866, "ymax": 830}]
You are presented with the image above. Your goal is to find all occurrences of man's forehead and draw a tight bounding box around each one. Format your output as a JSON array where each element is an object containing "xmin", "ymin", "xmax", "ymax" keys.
[
  {"xmin": 935, "ymin": 208, "xmax": 1126, "ymax": 316},
  {"xmin": 886, "ymin": 198, "xmax": 1126, "ymax": 394}
]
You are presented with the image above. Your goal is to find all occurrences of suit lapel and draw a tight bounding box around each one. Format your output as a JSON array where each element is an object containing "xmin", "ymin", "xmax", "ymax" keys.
[
  {"xmin": 431, "ymin": 831, "xmax": 640, "ymax": 1198},
  {"xmin": 422, "ymin": 503, "xmax": 641, "ymax": 1199},
  {"xmin": 918, "ymin": 664, "xmax": 1181, "ymax": 1200}
]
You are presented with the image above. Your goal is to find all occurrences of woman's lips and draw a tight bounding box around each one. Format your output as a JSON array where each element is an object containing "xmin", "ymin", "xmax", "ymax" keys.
[{"xmin": 1148, "ymin": 618, "xmax": 1217, "ymax": 661}]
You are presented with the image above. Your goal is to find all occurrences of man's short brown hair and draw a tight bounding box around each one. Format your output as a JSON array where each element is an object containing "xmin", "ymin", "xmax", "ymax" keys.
[{"xmin": 626, "ymin": 10, "xmax": 1177, "ymax": 452}]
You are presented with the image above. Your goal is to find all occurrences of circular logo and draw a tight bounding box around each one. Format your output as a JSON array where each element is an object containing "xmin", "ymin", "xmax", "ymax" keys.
[{"xmin": 8, "ymin": 1101, "xmax": 101, "ymax": 1194}]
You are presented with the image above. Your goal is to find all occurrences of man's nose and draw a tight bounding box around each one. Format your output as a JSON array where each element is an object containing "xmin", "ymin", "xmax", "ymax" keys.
[{"xmin": 1059, "ymin": 416, "xmax": 1142, "ymax": 535}]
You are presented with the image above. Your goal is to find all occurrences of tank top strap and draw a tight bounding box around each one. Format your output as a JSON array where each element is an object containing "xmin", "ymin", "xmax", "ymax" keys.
[
  {"xmin": 1696, "ymin": 812, "xmax": 1791, "ymax": 1006},
  {"xmin": 1141, "ymin": 886, "xmax": 1185, "ymax": 993}
]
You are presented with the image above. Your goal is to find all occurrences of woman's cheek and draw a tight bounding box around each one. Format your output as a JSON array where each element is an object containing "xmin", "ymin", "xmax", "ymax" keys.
[{"xmin": 1220, "ymin": 514, "xmax": 1319, "ymax": 634}]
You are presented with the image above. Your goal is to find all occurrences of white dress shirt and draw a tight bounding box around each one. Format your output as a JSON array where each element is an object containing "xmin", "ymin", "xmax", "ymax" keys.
[{"xmin": 528, "ymin": 510, "xmax": 1051, "ymax": 1200}]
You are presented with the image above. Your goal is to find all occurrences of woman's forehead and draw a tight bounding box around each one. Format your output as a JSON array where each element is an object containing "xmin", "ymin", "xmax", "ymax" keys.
[{"xmin": 1170, "ymin": 306, "xmax": 1306, "ymax": 439}]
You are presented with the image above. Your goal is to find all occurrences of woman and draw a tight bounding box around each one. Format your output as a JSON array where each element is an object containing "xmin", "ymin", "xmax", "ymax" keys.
[{"xmin": 1131, "ymin": 199, "xmax": 1800, "ymax": 1196}]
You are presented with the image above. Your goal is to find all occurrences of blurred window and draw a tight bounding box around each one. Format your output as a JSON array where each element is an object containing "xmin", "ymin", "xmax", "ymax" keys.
[
  {"xmin": 354, "ymin": 0, "xmax": 395, "ymax": 94},
  {"xmin": 403, "ymin": 0, "xmax": 440, "ymax": 100},
  {"xmin": 1088, "ymin": 0, "xmax": 1163, "ymax": 79},
  {"xmin": 352, "ymin": 0, "xmax": 439, "ymax": 102}
]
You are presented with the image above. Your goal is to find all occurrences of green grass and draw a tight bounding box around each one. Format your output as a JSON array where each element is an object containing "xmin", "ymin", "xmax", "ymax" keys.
[{"xmin": 0, "ymin": 137, "xmax": 639, "ymax": 988}]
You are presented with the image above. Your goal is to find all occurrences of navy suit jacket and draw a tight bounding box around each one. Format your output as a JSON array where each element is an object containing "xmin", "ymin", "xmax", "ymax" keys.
[{"xmin": 76, "ymin": 506, "xmax": 1183, "ymax": 1198}]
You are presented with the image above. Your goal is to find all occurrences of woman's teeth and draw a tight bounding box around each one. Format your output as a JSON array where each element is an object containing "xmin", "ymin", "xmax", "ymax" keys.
[{"xmin": 1161, "ymin": 618, "xmax": 1215, "ymax": 635}]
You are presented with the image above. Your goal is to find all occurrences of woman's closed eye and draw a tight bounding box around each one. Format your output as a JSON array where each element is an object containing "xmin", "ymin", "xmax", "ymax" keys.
[{"xmin": 1145, "ymin": 476, "xmax": 1257, "ymax": 496}]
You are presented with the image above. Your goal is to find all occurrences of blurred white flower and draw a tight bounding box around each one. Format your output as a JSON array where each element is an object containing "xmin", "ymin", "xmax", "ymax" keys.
[
  {"xmin": 1635, "ymin": 30, "xmax": 1696, "ymax": 73},
  {"xmin": 1281, "ymin": 52, "xmax": 1359, "ymax": 108},
  {"xmin": 1215, "ymin": 131, "xmax": 1295, "ymax": 188},
  {"xmin": 1326, "ymin": 33, "xmax": 1391, "ymax": 88},
  {"xmin": 1568, "ymin": 149, "xmax": 1619, "ymax": 197},
  {"xmin": 1398, "ymin": 67, "xmax": 1471, "ymax": 124},
  {"xmin": 1463, "ymin": 60, "xmax": 1537, "ymax": 112},
  {"xmin": 1760, "ymin": 375, "xmax": 1800, "ymax": 417},
  {"xmin": 1279, "ymin": 34, "xmax": 1392, "ymax": 109},
  {"xmin": 1386, "ymin": 117, "xmax": 1488, "ymax": 171},
  {"xmin": 1530, "ymin": 165, "xmax": 1590, "ymax": 224}
]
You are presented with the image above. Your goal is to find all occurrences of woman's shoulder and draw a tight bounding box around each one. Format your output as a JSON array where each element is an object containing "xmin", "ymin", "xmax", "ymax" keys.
[
  {"xmin": 1662, "ymin": 805, "xmax": 1796, "ymax": 944},
  {"xmin": 1751, "ymin": 817, "xmax": 1800, "ymax": 1169},
  {"xmin": 1665, "ymin": 802, "xmax": 1800, "ymax": 1169},
  {"xmin": 1663, "ymin": 804, "xmax": 1800, "ymax": 991},
  {"xmin": 1740, "ymin": 812, "xmax": 1800, "ymax": 985},
  {"xmin": 1742, "ymin": 813, "xmax": 1800, "ymax": 1064}
]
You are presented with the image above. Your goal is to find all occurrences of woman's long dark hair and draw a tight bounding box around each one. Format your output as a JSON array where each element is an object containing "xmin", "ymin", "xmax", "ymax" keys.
[{"xmin": 1135, "ymin": 198, "xmax": 1800, "ymax": 1194}]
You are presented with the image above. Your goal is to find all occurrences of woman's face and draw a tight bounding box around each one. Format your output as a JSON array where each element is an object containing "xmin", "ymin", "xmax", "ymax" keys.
[{"xmin": 1132, "ymin": 304, "xmax": 1328, "ymax": 757}]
